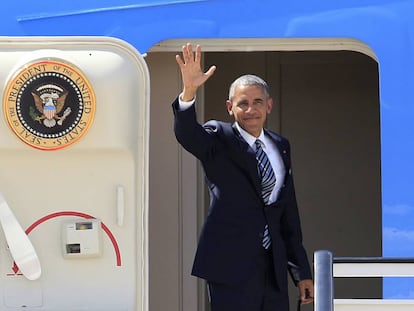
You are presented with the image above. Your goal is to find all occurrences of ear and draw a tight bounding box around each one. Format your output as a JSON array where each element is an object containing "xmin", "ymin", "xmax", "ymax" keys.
[
  {"xmin": 266, "ymin": 98, "xmax": 273, "ymax": 114},
  {"xmin": 226, "ymin": 100, "xmax": 233, "ymax": 115}
]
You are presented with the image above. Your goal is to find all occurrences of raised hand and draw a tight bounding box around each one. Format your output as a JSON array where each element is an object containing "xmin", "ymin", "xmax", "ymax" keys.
[{"xmin": 175, "ymin": 43, "xmax": 216, "ymax": 101}]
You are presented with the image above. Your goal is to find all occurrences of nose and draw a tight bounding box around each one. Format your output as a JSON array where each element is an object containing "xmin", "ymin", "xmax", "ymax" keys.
[{"xmin": 245, "ymin": 104, "xmax": 256, "ymax": 113}]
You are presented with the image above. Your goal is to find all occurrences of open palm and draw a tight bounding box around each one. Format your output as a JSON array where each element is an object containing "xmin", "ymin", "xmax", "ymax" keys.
[{"xmin": 175, "ymin": 43, "xmax": 216, "ymax": 100}]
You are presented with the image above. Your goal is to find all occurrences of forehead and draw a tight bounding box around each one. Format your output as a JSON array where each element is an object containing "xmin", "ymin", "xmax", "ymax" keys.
[{"xmin": 232, "ymin": 84, "xmax": 266, "ymax": 100}]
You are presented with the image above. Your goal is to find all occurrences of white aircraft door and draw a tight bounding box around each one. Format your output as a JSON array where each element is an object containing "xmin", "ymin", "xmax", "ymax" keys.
[{"xmin": 0, "ymin": 36, "xmax": 149, "ymax": 311}]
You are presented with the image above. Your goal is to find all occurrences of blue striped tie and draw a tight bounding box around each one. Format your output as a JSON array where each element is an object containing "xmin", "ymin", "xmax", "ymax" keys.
[{"xmin": 255, "ymin": 139, "xmax": 276, "ymax": 249}]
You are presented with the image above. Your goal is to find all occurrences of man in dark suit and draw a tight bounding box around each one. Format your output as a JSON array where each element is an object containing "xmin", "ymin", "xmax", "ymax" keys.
[{"xmin": 172, "ymin": 43, "xmax": 314, "ymax": 311}]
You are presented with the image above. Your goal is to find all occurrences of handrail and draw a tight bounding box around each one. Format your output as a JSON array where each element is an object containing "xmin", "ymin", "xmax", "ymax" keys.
[
  {"xmin": 334, "ymin": 256, "xmax": 414, "ymax": 278},
  {"xmin": 334, "ymin": 257, "xmax": 414, "ymax": 263},
  {"xmin": 313, "ymin": 250, "xmax": 414, "ymax": 311},
  {"xmin": 314, "ymin": 250, "xmax": 334, "ymax": 311}
]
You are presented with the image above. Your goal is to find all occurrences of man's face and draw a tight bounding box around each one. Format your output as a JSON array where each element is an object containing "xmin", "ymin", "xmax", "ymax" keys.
[{"xmin": 226, "ymin": 85, "xmax": 273, "ymax": 137}]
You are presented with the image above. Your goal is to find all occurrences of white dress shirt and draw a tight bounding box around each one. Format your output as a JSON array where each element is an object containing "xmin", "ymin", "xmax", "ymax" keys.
[{"xmin": 234, "ymin": 123, "xmax": 286, "ymax": 204}]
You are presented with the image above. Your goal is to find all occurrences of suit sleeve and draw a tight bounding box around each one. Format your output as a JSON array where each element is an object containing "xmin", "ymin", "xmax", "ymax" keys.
[
  {"xmin": 280, "ymin": 140, "xmax": 313, "ymax": 282},
  {"xmin": 172, "ymin": 97, "xmax": 217, "ymax": 162}
]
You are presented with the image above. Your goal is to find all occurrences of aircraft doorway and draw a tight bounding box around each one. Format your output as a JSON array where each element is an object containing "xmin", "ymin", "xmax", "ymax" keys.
[{"xmin": 147, "ymin": 39, "xmax": 381, "ymax": 311}]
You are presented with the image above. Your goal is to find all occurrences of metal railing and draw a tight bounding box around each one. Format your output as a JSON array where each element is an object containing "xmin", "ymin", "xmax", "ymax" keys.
[{"xmin": 314, "ymin": 250, "xmax": 414, "ymax": 311}]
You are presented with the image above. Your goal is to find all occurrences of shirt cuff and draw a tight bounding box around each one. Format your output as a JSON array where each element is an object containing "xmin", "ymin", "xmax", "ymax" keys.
[{"xmin": 178, "ymin": 93, "xmax": 196, "ymax": 110}]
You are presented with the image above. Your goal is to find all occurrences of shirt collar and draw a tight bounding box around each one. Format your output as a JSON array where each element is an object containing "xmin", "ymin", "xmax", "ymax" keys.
[{"xmin": 234, "ymin": 122, "xmax": 265, "ymax": 148}]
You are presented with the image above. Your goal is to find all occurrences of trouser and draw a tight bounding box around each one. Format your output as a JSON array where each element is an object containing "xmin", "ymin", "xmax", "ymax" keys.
[{"xmin": 207, "ymin": 247, "xmax": 289, "ymax": 311}]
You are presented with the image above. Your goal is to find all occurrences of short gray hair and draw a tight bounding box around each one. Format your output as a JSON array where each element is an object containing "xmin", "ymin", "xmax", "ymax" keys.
[{"xmin": 228, "ymin": 74, "xmax": 270, "ymax": 101}]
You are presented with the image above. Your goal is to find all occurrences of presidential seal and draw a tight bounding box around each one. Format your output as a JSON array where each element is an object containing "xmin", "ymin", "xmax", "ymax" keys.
[{"xmin": 3, "ymin": 59, "xmax": 95, "ymax": 150}]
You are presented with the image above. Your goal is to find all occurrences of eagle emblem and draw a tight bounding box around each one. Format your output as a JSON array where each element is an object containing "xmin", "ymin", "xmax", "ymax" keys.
[
  {"xmin": 4, "ymin": 59, "xmax": 95, "ymax": 150},
  {"xmin": 31, "ymin": 84, "xmax": 72, "ymax": 128}
]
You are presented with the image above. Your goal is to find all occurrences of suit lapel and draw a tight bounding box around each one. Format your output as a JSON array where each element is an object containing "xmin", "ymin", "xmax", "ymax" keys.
[
  {"xmin": 222, "ymin": 124, "xmax": 291, "ymax": 202},
  {"xmin": 265, "ymin": 129, "xmax": 291, "ymax": 171},
  {"xmin": 264, "ymin": 129, "xmax": 293, "ymax": 203},
  {"xmin": 224, "ymin": 124, "xmax": 261, "ymax": 196}
]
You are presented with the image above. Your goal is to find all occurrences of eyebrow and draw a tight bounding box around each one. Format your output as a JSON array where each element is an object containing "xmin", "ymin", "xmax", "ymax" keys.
[{"xmin": 236, "ymin": 99, "xmax": 248, "ymax": 105}]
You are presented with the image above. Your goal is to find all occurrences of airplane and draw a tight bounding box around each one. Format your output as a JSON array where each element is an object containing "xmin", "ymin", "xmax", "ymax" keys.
[{"xmin": 0, "ymin": 1, "xmax": 414, "ymax": 310}]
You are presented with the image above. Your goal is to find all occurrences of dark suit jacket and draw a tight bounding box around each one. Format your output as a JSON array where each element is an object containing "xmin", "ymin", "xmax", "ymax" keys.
[{"xmin": 172, "ymin": 98, "xmax": 312, "ymax": 291}]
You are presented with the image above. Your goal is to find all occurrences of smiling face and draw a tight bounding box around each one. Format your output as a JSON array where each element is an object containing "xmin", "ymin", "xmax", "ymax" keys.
[{"xmin": 226, "ymin": 84, "xmax": 273, "ymax": 137}]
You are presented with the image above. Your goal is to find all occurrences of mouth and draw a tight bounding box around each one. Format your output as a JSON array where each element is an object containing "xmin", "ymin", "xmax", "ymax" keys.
[{"xmin": 243, "ymin": 116, "xmax": 260, "ymax": 121}]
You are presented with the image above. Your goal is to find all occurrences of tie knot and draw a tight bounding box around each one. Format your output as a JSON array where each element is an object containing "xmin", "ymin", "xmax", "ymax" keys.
[{"xmin": 255, "ymin": 139, "xmax": 263, "ymax": 149}]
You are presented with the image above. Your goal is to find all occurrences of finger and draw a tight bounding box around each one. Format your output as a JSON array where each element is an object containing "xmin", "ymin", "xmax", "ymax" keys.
[
  {"xmin": 181, "ymin": 44, "xmax": 189, "ymax": 63},
  {"xmin": 301, "ymin": 297, "xmax": 314, "ymax": 305},
  {"xmin": 175, "ymin": 54, "xmax": 184, "ymax": 67},
  {"xmin": 181, "ymin": 43, "xmax": 192, "ymax": 63},
  {"xmin": 300, "ymin": 296, "xmax": 312, "ymax": 304},
  {"xmin": 186, "ymin": 43, "xmax": 194, "ymax": 62},
  {"xmin": 187, "ymin": 42, "xmax": 193, "ymax": 54},
  {"xmin": 300, "ymin": 289, "xmax": 314, "ymax": 304},
  {"xmin": 205, "ymin": 65, "xmax": 217, "ymax": 78},
  {"xmin": 195, "ymin": 44, "xmax": 201, "ymax": 64}
]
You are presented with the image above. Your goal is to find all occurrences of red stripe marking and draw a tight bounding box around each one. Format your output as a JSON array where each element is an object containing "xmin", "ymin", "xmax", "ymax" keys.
[{"xmin": 11, "ymin": 211, "xmax": 122, "ymax": 275}]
